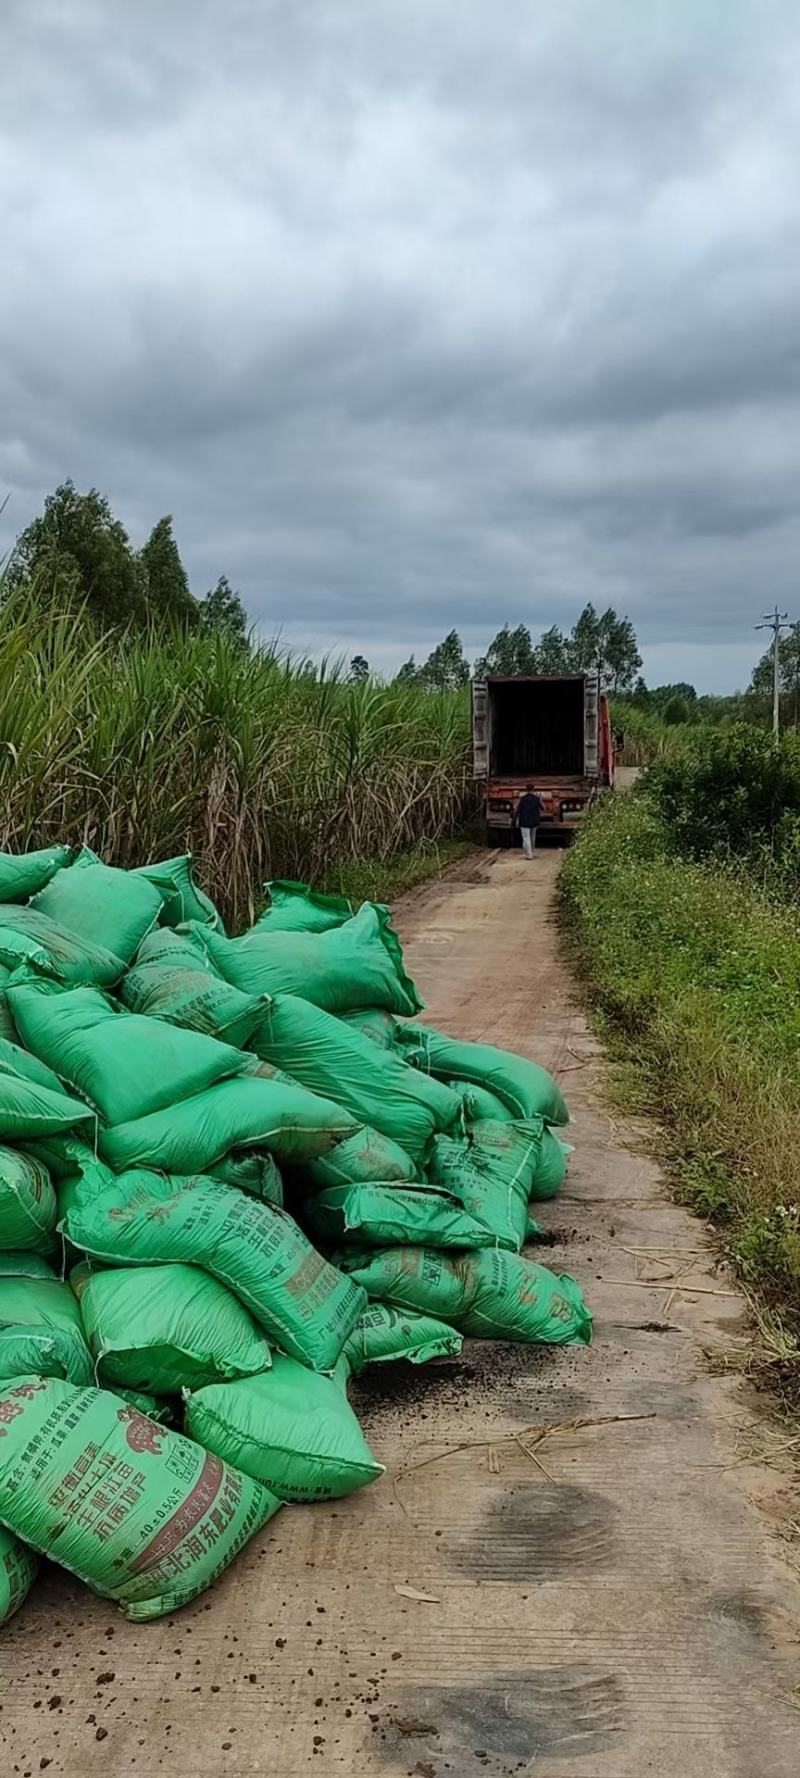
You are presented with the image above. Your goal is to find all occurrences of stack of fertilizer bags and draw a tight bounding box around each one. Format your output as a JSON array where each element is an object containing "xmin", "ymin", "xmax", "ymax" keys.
[{"xmin": 0, "ymin": 846, "xmax": 590, "ymax": 1628}]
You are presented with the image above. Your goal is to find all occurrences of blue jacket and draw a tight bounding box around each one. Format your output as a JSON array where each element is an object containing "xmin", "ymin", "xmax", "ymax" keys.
[{"xmin": 515, "ymin": 792, "xmax": 542, "ymax": 828}]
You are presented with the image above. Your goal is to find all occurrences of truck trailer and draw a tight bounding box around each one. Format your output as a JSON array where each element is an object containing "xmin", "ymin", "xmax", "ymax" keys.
[{"xmin": 472, "ymin": 672, "xmax": 614, "ymax": 844}]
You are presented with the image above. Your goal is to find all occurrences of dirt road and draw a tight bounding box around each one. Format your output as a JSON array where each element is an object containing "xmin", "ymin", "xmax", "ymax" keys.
[{"xmin": 4, "ymin": 851, "xmax": 800, "ymax": 1777}]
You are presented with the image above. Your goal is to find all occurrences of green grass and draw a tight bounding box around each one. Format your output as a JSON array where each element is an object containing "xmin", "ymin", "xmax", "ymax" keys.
[
  {"xmin": 560, "ymin": 790, "xmax": 800, "ymax": 1371},
  {"xmin": 321, "ymin": 838, "xmax": 475, "ymax": 905}
]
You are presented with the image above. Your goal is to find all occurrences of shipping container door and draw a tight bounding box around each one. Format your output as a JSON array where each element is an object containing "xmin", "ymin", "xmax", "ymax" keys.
[
  {"xmin": 584, "ymin": 677, "xmax": 599, "ymax": 777},
  {"xmin": 472, "ymin": 679, "xmax": 489, "ymax": 776}
]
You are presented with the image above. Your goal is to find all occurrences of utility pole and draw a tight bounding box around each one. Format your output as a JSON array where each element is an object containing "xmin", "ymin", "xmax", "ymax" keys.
[{"xmin": 755, "ymin": 606, "xmax": 791, "ymax": 735}]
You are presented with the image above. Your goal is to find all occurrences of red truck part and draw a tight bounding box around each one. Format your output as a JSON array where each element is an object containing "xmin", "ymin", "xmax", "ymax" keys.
[{"xmin": 471, "ymin": 673, "xmax": 614, "ymax": 844}]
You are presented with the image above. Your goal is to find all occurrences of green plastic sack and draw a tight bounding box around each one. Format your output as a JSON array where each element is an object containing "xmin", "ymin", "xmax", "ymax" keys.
[
  {"xmin": 132, "ymin": 856, "xmax": 224, "ymax": 932},
  {"xmin": 0, "ymin": 1068, "xmax": 94, "ymax": 1144},
  {"xmin": 0, "ymin": 844, "xmax": 71, "ymax": 903},
  {"xmin": 185, "ymin": 1355, "xmax": 383, "ymax": 1502},
  {"xmin": 121, "ymin": 928, "xmax": 262, "ymax": 1045},
  {"xmin": 72, "ymin": 1262, "xmax": 271, "ymax": 1393},
  {"xmin": 62, "ymin": 1168, "xmax": 366, "ymax": 1372},
  {"xmin": 0, "ymin": 964, "xmax": 16, "ymax": 1042},
  {"xmin": 530, "ymin": 1128, "xmax": 571, "ymax": 1199},
  {"xmin": 344, "ymin": 1302, "xmax": 463, "ymax": 1373},
  {"xmin": 202, "ymin": 902, "xmax": 422, "ymax": 1017},
  {"xmin": 206, "ymin": 1149, "xmax": 283, "ymax": 1204},
  {"xmin": 22, "ymin": 1132, "xmax": 111, "ymax": 1188},
  {"xmin": 0, "ymin": 1035, "xmax": 65, "ymax": 1098},
  {"xmin": 396, "ymin": 1024, "xmax": 569, "ymax": 1126},
  {"xmin": 0, "ymin": 906, "xmax": 125, "ymax": 985},
  {"xmin": 0, "ymin": 1147, "xmax": 58, "ymax": 1249},
  {"xmin": 258, "ymin": 880, "xmax": 353, "ymax": 933},
  {"xmin": 0, "ymin": 1277, "xmax": 93, "ymax": 1384},
  {"xmin": 100, "ymin": 1075, "xmax": 357, "ymax": 1174},
  {"xmin": 427, "ymin": 1120, "xmax": 544, "ymax": 1251},
  {"xmin": 302, "ymin": 1126, "xmax": 416, "ymax": 1190},
  {"xmin": 0, "ymin": 1252, "xmax": 57, "ymax": 1279},
  {"xmin": 334, "ymin": 1246, "xmax": 592, "ymax": 1345},
  {"xmin": 456, "ymin": 1079, "xmax": 514, "ymax": 1122},
  {"xmin": 0, "ymin": 1524, "xmax": 38, "ymax": 1626},
  {"xmin": 33, "ymin": 847, "xmax": 164, "ymax": 965},
  {"xmin": 305, "ymin": 1182, "xmax": 497, "ymax": 1250},
  {"xmin": 338, "ymin": 1007, "xmax": 398, "ymax": 1049},
  {"xmin": 112, "ymin": 1387, "xmax": 176, "ymax": 1425},
  {"xmin": 251, "ymin": 994, "xmax": 459, "ymax": 1161},
  {"xmin": 7, "ymin": 978, "xmax": 249, "ymax": 1127},
  {"xmin": 0, "ymin": 1375, "xmax": 278, "ymax": 1620}
]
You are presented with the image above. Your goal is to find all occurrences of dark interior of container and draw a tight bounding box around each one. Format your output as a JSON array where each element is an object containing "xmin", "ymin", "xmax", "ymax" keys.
[{"xmin": 490, "ymin": 678, "xmax": 584, "ymax": 775}]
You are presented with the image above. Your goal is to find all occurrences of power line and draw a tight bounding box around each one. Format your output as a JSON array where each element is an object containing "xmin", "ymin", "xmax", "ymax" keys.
[{"xmin": 755, "ymin": 605, "xmax": 792, "ymax": 736}]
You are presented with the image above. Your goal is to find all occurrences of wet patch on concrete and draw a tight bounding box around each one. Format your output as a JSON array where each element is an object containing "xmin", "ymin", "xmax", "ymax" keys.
[
  {"xmin": 445, "ymin": 1478, "xmax": 618, "ymax": 1581},
  {"xmin": 706, "ymin": 1589, "xmax": 771, "ymax": 1639},
  {"xmin": 377, "ymin": 1666, "xmax": 625, "ymax": 1771}
]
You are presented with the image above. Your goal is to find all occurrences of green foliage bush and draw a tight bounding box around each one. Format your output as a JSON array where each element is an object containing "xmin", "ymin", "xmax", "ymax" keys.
[
  {"xmin": 648, "ymin": 723, "xmax": 800, "ymax": 867},
  {"xmin": 561, "ymin": 790, "xmax": 800, "ymax": 1343}
]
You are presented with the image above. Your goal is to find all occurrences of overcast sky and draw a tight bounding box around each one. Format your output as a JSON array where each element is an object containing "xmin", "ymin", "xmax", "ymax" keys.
[{"xmin": 2, "ymin": 1, "xmax": 799, "ymax": 689}]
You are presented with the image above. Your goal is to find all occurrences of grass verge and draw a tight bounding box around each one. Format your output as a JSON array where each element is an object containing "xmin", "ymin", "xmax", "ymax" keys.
[
  {"xmin": 320, "ymin": 837, "xmax": 476, "ymax": 905},
  {"xmin": 560, "ymin": 791, "xmax": 800, "ymax": 1391}
]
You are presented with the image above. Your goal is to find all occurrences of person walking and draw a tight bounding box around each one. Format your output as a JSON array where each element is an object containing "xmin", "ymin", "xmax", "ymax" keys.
[{"xmin": 515, "ymin": 784, "xmax": 542, "ymax": 859}]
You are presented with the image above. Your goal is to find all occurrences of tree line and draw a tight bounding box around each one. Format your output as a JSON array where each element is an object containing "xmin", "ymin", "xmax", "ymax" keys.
[
  {"xmin": 5, "ymin": 482, "xmax": 249, "ymax": 644},
  {"xmin": 351, "ymin": 605, "xmax": 643, "ymax": 691}
]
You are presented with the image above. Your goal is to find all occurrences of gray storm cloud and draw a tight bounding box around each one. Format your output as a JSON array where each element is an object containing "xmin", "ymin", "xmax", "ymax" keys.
[{"xmin": 2, "ymin": 0, "xmax": 799, "ymax": 688}]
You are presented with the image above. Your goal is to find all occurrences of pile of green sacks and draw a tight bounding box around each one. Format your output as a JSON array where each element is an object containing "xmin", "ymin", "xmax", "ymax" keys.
[{"xmin": 0, "ymin": 846, "xmax": 590, "ymax": 1627}]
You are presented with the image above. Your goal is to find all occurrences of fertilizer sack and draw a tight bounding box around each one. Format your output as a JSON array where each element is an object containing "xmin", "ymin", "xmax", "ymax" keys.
[
  {"xmin": 427, "ymin": 1120, "xmax": 545, "ymax": 1251},
  {"xmin": 454, "ymin": 1079, "xmax": 514, "ymax": 1122},
  {"xmin": 0, "ymin": 1067, "xmax": 94, "ymax": 1146},
  {"xmin": 305, "ymin": 1182, "xmax": 496, "ymax": 1251},
  {"xmin": 0, "ymin": 1276, "xmax": 93, "ymax": 1384},
  {"xmin": 339, "ymin": 1006, "xmax": 398, "ymax": 1049},
  {"xmin": 0, "ymin": 844, "xmax": 71, "ymax": 904},
  {"xmin": 396, "ymin": 1024, "xmax": 569, "ymax": 1126},
  {"xmin": 185, "ymin": 1355, "xmax": 383, "ymax": 1503},
  {"xmin": 0, "ymin": 963, "xmax": 16, "ymax": 1042},
  {"xmin": 251, "ymin": 994, "xmax": 459, "ymax": 1161},
  {"xmin": 0, "ymin": 1524, "xmax": 38, "ymax": 1626},
  {"xmin": 257, "ymin": 880, "xmax": 353, "ymax": 934},
  {"xmin": 205, "ymin": 1148, "xmax": 283, "ymax": 1204},
  {"xmin": 0, "ymin": 906, "xmax": 125, "ymax": 985},
  {"xmin": 0, "ymin": 1375, "xmax": 279, "ymax": 1620},
  {"xmin": 73, "ymin": 1261, "xmax": 271, "ymax": 1394},
  {"xmin": 62, "ymin": 1168, "xmax": 366, "ymax": 1371},
  {"xmin": 302, "ymin": 1126, "xmax": 416, "ymax": 1190},
  {"xmin": 122, "ymin": 927, "xmax": 263, "ymax": 1046},
  {"xmin": 112, "ymin": 1387, "xmax": 176, "ymax": 1424},
  {"xmin": 33, "ymin": 846, "xmax": 165, "ymax": 964},
  {"xmin": 0, "ymin": 1253, "xmax": 57, "ymax": 1279},
  {"xmin": 529, "ymin": 1128, "xmax": 571, "ymax": 1199},
  {"xmin": 7, "ymin": 977, "xmax": 248, "ymax": 1127},
  {"xmin": 22, "ymin": 1134, "xmax": 111, "ymax": 1192},
  {"xmin": 0, "ymin": 1147, "xmax": 59, "ymax": 1250},
  {"xmin": 99, "ymin": 1074, "xmax": 357, "ymax": 1174},
  {"xmin": 344, "ymin": 1303, "xmax": 463, "ymax": 1373},
  {"xmin": 0, "ymin": 1035, "xmax": 65, "ymax": 1098},
  {"xmin": 132, "ymin": 855, "xmax": 224, "ymax": 932},
  {"xmin": 201, "ymin": 902, "xmax": 422, "ymax": 1017},
  {"xmin": 335, "ymin": 1246, "xmax": 592, "ymax": 1346}
]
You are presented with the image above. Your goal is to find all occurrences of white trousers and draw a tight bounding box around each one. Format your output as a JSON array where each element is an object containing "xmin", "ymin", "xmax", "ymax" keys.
[{"xmin": 521, "ymin": 826, "xmax": 537, "ymax": 858}]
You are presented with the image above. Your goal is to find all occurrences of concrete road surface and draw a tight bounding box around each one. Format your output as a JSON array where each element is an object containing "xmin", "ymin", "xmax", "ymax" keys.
[{"xmin": 3, "ymin": 849, "xmax": 800, "ymax": 1777}]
